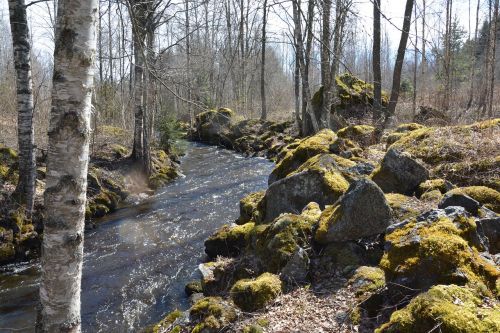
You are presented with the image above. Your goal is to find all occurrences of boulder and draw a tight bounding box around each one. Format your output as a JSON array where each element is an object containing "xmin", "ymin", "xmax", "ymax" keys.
[
  {"xmin": 230, "ymin": 272, "xmax": 282, "ymax": 311},
  {"xmin": 237, "ymin": 191, "xmax": 265, "ymax": 224},
  {"xmin": 371, "ymin": 148, "xmax": 429, "ymax": 195},
  {"xmin": 263, "ymin": 159, "xmax": 349, "ymax": 222},
  {"xmin": 444, "ymin": 186, "xmax": 500, "ymax": 213},
  {"xmin": 476, "ymin": 217, "xmax": 500, "ymax": 254},
  {"xmin": 280, "ymin": 247, "xmax": 310, "ymax": 284},
  {"xmin": 438, "ymin": 193, "xmax": 480, "ymax": 215},
  {"xmin": 315, "ymin": 179, "xmax": 392, "ymax": 243},
  {"xmin": 189, "ymin": 296, "xmax": 237, "ymax": 333},
  {"xmin": 381, "ymin": 208, "xmax": 499, "ymax": 294},
  {"xmin": 204, "ymin": 222, "xmax": 254, "ymax": 259},
  {"xmin": 337, "ymin": 125, "xmax": 377, "ymax": 146},
  {"xmin": 192, "ymin": 108, "xmax": 234, "ymax": 146},
  {"xmin": 376, "ymin": 285, "xmax": 500, "ymax": 333},
  {"xmin": 268, "ymin": 129, "xmax": 337, "ymax": 184}
]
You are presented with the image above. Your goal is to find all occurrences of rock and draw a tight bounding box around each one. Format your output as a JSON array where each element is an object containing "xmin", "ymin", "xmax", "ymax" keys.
[
  {"xmin": 230, "ymin": 272, "xmax": 282, "ymax": 311},
  {"xmin": 417, "ymin": 178, "xmax": 454, "ymax": 197},
  {"xmin": 237, "ymin": 191, "xmax": 265, "ymax": 224},
  {"xmin": 189, "ymin": 297, "xmax": 237, "ymax": 333},
  {"xmin": 444, "ymin": 186, "xmax": 500, "ymax": 213},
  {"xmin": 376, "ymin": 285, "xmax": 500, "ymax": 333},
  {"xmin": 337, "ymin": 125, "xmax": 377, "ymax": 146},
  {"xmin": 268, "ymin": 129, "xmax": 337, "ymax": 184},
  {"xmin": 438, "ymin": 193, "xmax": 480, "ymax": 215},
  {"xmin": 371, "ymin": 148, "xmax": 429, "ymax": 195},
  {"xmin": 381, "ymin": 209, "xmax": 499, "ymax": 294},
  {"xmin": 192, "ymin": 108, "xmax": 234, "ymax": 146},
  {"xmin": 349, "ymin": 266, "xmax": 386, "ymax": 297},
  {"xmin": 185, "ymin": 280, "xmax": 203, "ymax": 296},
  {"xmin": 204, "ymin": 223, "xmax": 254, "ymax": 259},
  {"xmin": 263, "ymin": 163, "xmax": 349, "ymax": 222},
  {"xmin": 315, "ymin": 179, "xmax": 391, "ymax": 243},
  {"xmin": 280, "ymin": 247, "xmax": 309, "ymax": 284},
  {"xmin": 385, "ymin": 193, "xmax": 427, "ymax": 221},
  {"xmin": 476, "ymin": 216, "xmax": 500, "ymax": 254},
  {"xmin": 145, "ymin": 309, "xmax": 185, "ymax": 333},
  {"xmin": 413, "ymin": 105, "xmax": 450, "ymax": 124}
]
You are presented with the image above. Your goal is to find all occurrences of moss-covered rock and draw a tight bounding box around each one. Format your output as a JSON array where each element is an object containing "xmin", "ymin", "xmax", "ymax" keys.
[
  {"xmin": 189, "ymin": 297, "xmax": 237, "ymax": 333},
  {"xmin": 337, "ymin": 125, "xmax": 377, "ymax": 146},
  {"xmin": 385, "ymin": 193, "xmax": 426, "ymax": 221},
  {"xmin": 371, "ymin": 148, "xmax": 429, "ymax": 195},
  {"xmin": 230, "ymin": 272, "xmax": 282, "ymax": 311},
  {"xmin": 445, "ymin": 186, "xmax": 500, "ymax": 213},
  {"xmin": 146, "ymin": 309, "xmax": 184, "ymax": 333},
  {"xmin": 148, "ymin": 149, "xmax": 180, "ymax": 190},
  {"xmin": 315, "ymin": 179, "xmax": 391, "ymax": 243},
  {"xmin": 268, "ymin": 129, "xmax": 337, "ymax": 184},
  {"xmin": 417, "ymin": 178, "xmax": 454, "ymax": 197},
  {"xmin": 0, "ymin": 145, "xmax": 19, "ymax": 183},
  {"xmin": 386, "ymin": 123, "xmax": 427, "ymax": 146},
  {"xmin": 185, "ymin": 280, "xmax": 203, "ymax": 296},
  {"xmin": 205, "ymin": 222, "xmax": 255, "ymax": 259},
  {"xmin": 263, "ymin": 154, "xmax": 350, "ymax": 222},
  {"xmin": 192, "ymin": 108, "xmax": 234, "ymax": 147},
  {"xmin": 349, "ymin": 266, "xmax": 386, "ymax": 298},
  {"xmin": 381, "ymin": 212, "xmax": 500, "ymax": 296},
  {"xmin": 389, "ymin": 119, "xmax": 500, "ymax": 190},
  {"xmin": 376, "ymin": 284, "xmax": 500, "ymax": 333},
  {"xmin": 246, "ymin": 211, "xmax": 317, "ymax": 274},
  {"xmin": 237, "ymin": 191, "xmax": 265, "ymax": 224}
]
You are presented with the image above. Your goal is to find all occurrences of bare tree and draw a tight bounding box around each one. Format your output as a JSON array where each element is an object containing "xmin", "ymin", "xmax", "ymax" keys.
[
  {"xmin": 373, "ymin": 0, "xmax": 383, "ymax": 126},
  {"xmin": 385, "ymin": 0, "xmax": 414, "ymax": 126},
  {"xmin": 8, "ymin": 0, "xmax": 36, "ymax": 217},
  {"xmin": 40, "ymin": 0, "xmax": 98, "ymax": 331},
  {"xmin": 260, "ymin": 0, "xmax": 268, "ymax": 120}
]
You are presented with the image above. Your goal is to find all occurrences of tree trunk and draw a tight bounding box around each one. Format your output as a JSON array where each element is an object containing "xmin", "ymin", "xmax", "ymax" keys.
[
  {"xmin": 372, "ymin": 0, "xmax": 383, "ymax": 126},
  {"xmin": 412, "ymin": 0, "xmax": 418, "ymax": 116},
  {"xmin": 40, "ymin": 0, "xmax": 98, "ymax": 331},
  {"xmin": 260, "ymin": 0, "xmax": 268, "ymax": 120},
  {"xmin": 8, "ymin": 0, "xmax": 36, "ymax": 217},
  {"xmin": 467, "ymin": 0, "xmax": 481, "ymax": 108},
  {"xmin": 320, "ymin": 0, "xmax": 332, "ymax": 129},
  {"xmin": 488, "ymin": 0, "xmax": 499, "ymax": 116},
  {"xmin": 385, "ymin": 0, "xmax": 414, "ymax": 127}
]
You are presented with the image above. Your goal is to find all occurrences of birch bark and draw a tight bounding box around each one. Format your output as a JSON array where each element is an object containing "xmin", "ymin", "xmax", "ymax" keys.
[{"xmin": 40, "ymin": 0, "xmax": 98, "ymax": 331}]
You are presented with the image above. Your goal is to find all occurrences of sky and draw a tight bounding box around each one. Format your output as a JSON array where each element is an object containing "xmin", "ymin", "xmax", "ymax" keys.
[{"xmin": 0, "ymin": 0, "xmax": 489, "ymax": 58}]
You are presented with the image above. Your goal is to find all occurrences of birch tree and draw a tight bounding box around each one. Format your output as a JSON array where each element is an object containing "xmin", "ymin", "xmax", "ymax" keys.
[
  {"xmin": 373, "ymin": 0, "xmax": 383, "ymax": 126},
  {"xmin": 40, "ymin": 0, "xmax": 98, "ymax": 331},
  {"xmin": 8, "ymin": 0, "xmax": 36, "ymax": 217}
]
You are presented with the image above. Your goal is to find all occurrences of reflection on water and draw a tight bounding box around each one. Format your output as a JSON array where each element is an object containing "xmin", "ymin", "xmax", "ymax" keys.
[{"xmin": 0, "ymin": 143, "xmax": 273, "ymax": 332}]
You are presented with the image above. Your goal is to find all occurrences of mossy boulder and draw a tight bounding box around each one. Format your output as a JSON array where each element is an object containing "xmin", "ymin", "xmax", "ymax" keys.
[
  {"xmin": 189, "ymin": 297, "xmax": 237, "ymax": 333},
  {"xmin": 268, "ymin": 129, "xmax": 337, "ymax": 184},
  {"xmin": 337, "ymin": 125, "xmax": 377, "ymax": 146},
  {"xmin": 445, "ymin": 186, "xmax": 500, "ymax": 213},
  {"xmin": 263, "ymin": 154, "xmax": 349, "ymax": 222},
  {"xmin": 249, "ymin": 211, "xmax": 316, "ymax": 274},
  {"xmin": 349, "ymin": 266, "xmax": 386, "ymax": 298},
  {"xmin": 185, "ymin": 280, "xmax": 203, "ymax": 296},
  {"xmin": 146, "ymin": 309, "xmax": 184, "ymax": 333},
  {"xmin": 230, "ymin": 272, "xmax": 282, "ymax": 311},
  {"xmin": 0, "ymin": 145, "xmax": 19, "ymax": 183},
  {"xmin": 376, "ymin": 284, "xmax": 500, "ymax": 333},
  {"xmin": 149, "ymin": 149, "xmax": 180, "ymax": 190},
  {"xmin": 193, "ymin": 108, "xmax": 234, "ymax": 146},
  {"xmin": 205, "ymin": 222, "xmax": 255, "ymax": 259},
  {"xmin": 315, "ymin": 179, "xmax": 391, "ymax": 243},
  {"xmin": 385, "ymin": 193, "xmax": 428, "ymax": 221},
  {"xmin": 237, "ymin": 191, "xmax": 265, "ymax": 224},
  {"xmin": 381, "ymin": 210, "xmax": 500, "ymax": 296},
  {"xmin": 389, "ymin": 119, "xmax": 500, "ymax": 190},
  {"xmin": 371, "ymin": 148, "xmax": 429, "ymax": 195},
  {"xmin": 386, "ymin": 123, "xmax": 426, "ymax": 146},
  {"xmin": 416, "ymin": 178, "xmax": 454, "ymax": 197}
]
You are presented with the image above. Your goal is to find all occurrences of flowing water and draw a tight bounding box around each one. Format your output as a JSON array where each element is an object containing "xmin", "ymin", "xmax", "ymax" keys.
[{"xmin": 0, "ymin": 143, "xmax": 274, "ymax": 332}]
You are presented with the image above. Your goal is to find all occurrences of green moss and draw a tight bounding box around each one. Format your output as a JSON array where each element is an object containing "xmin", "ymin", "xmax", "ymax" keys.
[
  {"xmin": 384, "ymin": 193, "xmax": 421, "ymax": 221},
  {"xmin": 380, "ymin": 216, "xmax": 500, "ymax": 296},
  {"xmin": 349, "ymin": 266, "xmax": 386, "ymax": 297},
  {"xmin": 99, "ymin": 125, "xmax": 126, "ymax": 137},
  {"xmin": 185, "ymin": 280, "xmax": 203, "ymax": 296},
  {"xmin": 0, "ymin": 243, "xmax": 15, "ymax": 263},
  {"xmin": 205, "ymin": 222, "xmax": 255, "ymax": 258},
  {"xmin": 417, "ymin": 179, "xmax": 451, "ymax": 196},
  {"xmin": 269, "ymin": 129, "xmax": 337, "ymax": 182},
  {"xmin": 150, "ymin": 309, "xmax": 183, "ymax": 333},
  {"xmin": 110, "ymin": 144, "xmax": 129, "ymax": 158},
  {"xmin": 230, "ymin": 272, "xmax": 282, "ymax": 312},
  {"xmin": 447, "ymin": 186, "xmax": 500, "ymax": 213},
  {"xmin": 315, "ymin": 205, "xmax": 343, "ymax": 244},
  {"xmin": 189, "ymin": 297, "xmax": 236, "ymax": 332},
  {"xmin": 376, "ymin": 284, "xmax": 500, "ymax": 333},
  {"xmin": 242, "ymin": 324, "xmax": 264, "ymax": 333},
  {"xmin": 238, "ymin": 191, "xmax": 266, "ymax": 224},
  {"xmin": 420, "ymin": 189, "xmax": 442, "ymax": 201},
  {"xmin": 250, "ymin": 214, "xmax": 315, "ymax": 272},
  {"xmin": 395, "ymin": 123, "xmax": 426, "ymax": 133},
  {"xmin": 337, "ymin": 125, "xmax": 376, "ymax": 146}
]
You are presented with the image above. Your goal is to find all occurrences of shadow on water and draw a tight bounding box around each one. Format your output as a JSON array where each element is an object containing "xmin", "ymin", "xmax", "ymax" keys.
[{"xmin": 0, "ymin": 143, "xmax": 274, "ymax": 332}]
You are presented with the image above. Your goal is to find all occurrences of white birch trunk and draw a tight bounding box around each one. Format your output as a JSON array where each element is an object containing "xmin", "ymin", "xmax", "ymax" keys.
[
  {"xmin": 8, "ymin": 0, "xmax": 36, "ymax": 216},
  {"xmin": 40, "ymin": 0, "xmax": 98, "ymax": 331}
]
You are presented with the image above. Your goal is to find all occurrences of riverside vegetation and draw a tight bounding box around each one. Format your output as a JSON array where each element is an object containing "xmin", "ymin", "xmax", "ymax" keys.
[{"xmin": 147, "ymin": 80, "xmax": 500, "ymax": 332}]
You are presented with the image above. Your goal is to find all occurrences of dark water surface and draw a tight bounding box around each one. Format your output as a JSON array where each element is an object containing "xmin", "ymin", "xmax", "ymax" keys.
[{"xmin": 0, "ymin": 143, "xmax": 273, "ymax": 332}]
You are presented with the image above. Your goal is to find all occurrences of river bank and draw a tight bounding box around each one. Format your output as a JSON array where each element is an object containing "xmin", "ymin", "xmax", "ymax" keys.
[{"xmin": 152, "ymin": 118, "xmax": 500, "ymax": 333}]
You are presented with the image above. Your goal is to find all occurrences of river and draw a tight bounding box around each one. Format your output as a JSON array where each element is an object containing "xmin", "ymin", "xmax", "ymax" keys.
[{"xmin": 0, "ymin": 143, "xmax": 274, "ymax": 332}]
